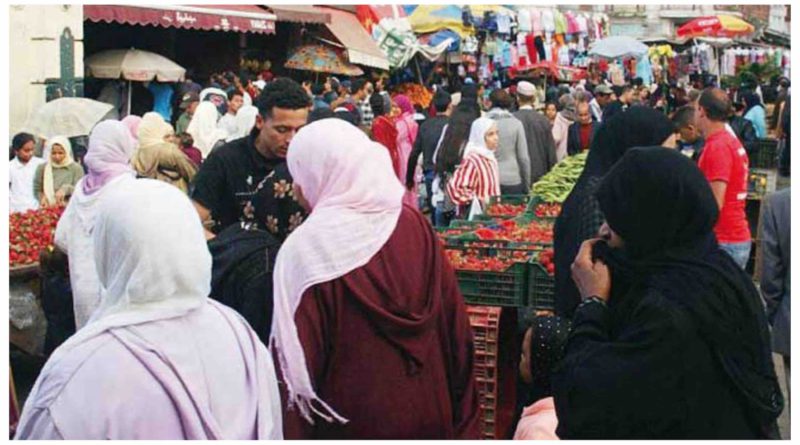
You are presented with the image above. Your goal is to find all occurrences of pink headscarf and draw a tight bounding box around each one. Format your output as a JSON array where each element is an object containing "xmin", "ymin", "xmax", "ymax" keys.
[
  {"xmin": 270, "ymin": 118, "xmax": 404, "ymax": 425},
  {"xmin": 82, "ymin": 120, "xmax": 137, "ymax": 195},
  {"xmin": 393, "ymin": 94, "xmax": 415, "ymax": 116},
  {"xmin": 120, "ymin": 115, "xmax": 142, "ymax": 142}
]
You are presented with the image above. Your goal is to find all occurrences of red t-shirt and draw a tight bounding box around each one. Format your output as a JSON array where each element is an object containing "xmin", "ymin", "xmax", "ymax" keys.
[{"xmin": 697, "ymin": 128, "xmax": 751, "ymax": 243}]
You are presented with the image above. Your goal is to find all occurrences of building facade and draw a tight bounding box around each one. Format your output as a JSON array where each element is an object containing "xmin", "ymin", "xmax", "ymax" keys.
[{"xmin": 9, "ymin": 5, "xmax": 84, "ymax": 138}]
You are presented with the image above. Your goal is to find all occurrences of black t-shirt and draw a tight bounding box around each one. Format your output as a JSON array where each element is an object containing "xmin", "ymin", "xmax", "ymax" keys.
[{"xmin": 191, "ymin": 132, "xmax": 283, "ymax": 233}]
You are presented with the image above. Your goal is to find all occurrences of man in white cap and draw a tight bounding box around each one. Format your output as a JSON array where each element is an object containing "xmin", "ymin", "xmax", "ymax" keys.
[
  {"xmin": 590, "ymin": 84, "xmax": 614, "ymax": 123},
  {"xmin": 514, "ymin": 81, "xmax": 558, "ymax": 183}
]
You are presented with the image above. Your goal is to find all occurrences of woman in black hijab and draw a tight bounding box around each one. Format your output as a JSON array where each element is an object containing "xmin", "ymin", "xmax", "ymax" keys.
[
  {"xmin": 553, "ymin": 106, "xmax": 676, "ymax": 318},
  {"xmin": 553, "ymin": 147, "xmax": 783, "ymax": 439}
]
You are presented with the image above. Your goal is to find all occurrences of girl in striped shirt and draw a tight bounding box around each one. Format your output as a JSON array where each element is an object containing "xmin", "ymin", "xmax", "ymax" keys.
[{"xmin": 446, "ymin": 117, "xmax": 501, "ymax": 216}]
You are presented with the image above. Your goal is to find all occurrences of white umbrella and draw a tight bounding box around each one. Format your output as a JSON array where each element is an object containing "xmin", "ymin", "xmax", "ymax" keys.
[
  {"xmin": 589, "ymin": 36, "xmax": 649, "ymax": 60},
  {"xmin": 21, "ymin": 98, "xmax": 114, "ymax": 139},
  {"xmin": 85, "ymin": 48, "xmax": 186, "ymax": 114}
]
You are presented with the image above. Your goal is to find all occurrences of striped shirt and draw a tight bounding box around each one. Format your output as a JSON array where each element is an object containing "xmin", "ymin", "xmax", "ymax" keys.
[{"xmin": 446, "ymin": 152, "xmax": 501, "ymax": 206}]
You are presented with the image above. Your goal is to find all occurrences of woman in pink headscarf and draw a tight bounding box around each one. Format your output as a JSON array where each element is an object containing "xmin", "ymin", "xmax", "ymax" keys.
[
  {"xmin": 54, "ymin": 120, "xmax": 138, "ymax": 329},
  {"xmin": 272, "ymin": 118, "xmax": 479, "ymax": 439},
  {"xmin": 121, "ymin": 115, "xmax": 142, "ymax": 142},
  {"xmin": 393, "ymin": 95, "xmax": 420, "ymax": 208}
]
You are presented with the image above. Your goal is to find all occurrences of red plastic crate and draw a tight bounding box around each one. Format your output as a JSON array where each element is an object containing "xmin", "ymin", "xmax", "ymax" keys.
[{"xmin": 467, "ymin": 305, "xmax": 519, "ymax": 440}]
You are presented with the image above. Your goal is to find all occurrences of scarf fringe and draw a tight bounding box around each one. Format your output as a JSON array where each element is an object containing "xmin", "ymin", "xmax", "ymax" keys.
[{"xmin": 272, "ymin": 338, "xmax": 349, "ymax": 426}]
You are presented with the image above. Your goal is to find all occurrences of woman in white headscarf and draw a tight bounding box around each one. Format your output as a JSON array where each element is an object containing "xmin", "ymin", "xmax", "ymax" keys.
[
  {"xmin": 19, "ymin": 179, "xmax": 283, "ymax": 440},
  {"xmin": 226, "ymin": 104, "xmax": 259, "ymax": 142},
  {"xmin": 187, "ymin": 101, "xmax": 229, "ymax": 158},
  {"xmin": 445, "ymin": 117, "xmax": 501, "ymax": 216},
  {"xmin": 33, "ymin": 136, "xmax": 85, "ymax": 207},
  {"xmin": 272, "ymin": 118, "xmax": 479, "ymax": 439},
  {"xmin": 55, "ymin": 120, "xmax": 138, "ymax": 329},
  {"xmin": 131, "ymin": 112, "xmax": 197, "ymax": 193}
]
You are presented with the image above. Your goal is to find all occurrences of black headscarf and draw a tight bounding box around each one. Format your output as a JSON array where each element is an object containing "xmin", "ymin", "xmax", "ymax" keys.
[
  {"xmin": 529, "ymin": 315, "xmax": 572, "ymax": 403},
  {"xmin": 596, "ymin": 147, "xmax": 783, "ymax": 436},
  {"xmin": 553, "ymin": 107, "xmax": 675, "ymax": 317},
  {"xmin": 743, "ymin": 92, "xmax": 763, "ymax": 116}
]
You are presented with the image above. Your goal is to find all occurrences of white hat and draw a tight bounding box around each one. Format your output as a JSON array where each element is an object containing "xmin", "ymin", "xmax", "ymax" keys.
[{"xmin": 517, "ymin": 81, "xmax": 536, "ymax": 97}]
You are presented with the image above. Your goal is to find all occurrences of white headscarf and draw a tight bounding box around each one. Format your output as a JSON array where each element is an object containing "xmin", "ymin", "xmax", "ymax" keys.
[
  {"xmin": 226, "ymin": 105, "xmax": 259, "ymax": 142},
  {"xmin": 49, "ymin": 179, "xmax": 211, "ymax": 366},
  {"xmin": 270, "ymin": 118, "xmax": 404, "ymax": 425},
  {"xmin": 187, "ymin": 102, "xmax": 228, "ymax": 158},
  {"xmin": 463, "ymin": 117, "xmax": 498, "ymax": 160},
  {"xmin": 42, "ymin": 136, "xmax": 75, "ymax": 204}
]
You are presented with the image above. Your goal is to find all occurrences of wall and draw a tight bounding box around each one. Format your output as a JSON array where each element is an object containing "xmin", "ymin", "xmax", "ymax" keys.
[{"xmin": 9, "ymin": 5, "xmax": 84, "ymax": 139}]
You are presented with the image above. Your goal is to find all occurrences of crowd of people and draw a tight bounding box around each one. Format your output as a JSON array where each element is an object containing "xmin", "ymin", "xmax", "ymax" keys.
[{"xmin": 9, "ymin": 63, "xmax": 791, "ymax": 439}]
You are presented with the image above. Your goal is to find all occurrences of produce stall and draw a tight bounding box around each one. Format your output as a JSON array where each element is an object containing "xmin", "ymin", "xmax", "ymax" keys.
[
  {"xmin": 435, "ymin": 151, "xmax": 588, "ymax": 437},
  {"xmin": 9, "ymin": 207, "xmax": 65, "ymax": 356}
]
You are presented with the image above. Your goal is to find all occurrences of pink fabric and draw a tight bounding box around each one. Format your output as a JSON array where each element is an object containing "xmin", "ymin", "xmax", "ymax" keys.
[
  {"xmin": 394, "ymin": 107, "xmax": 419, "ymax": 209},
  {"xmin": 82, "ymin": 120, "xmax": 137, "ymax": 195},
  {"xmin": 513, "ymin": 397, "xmax": 559, "ymax": 440},
  {"xmin": 272, "ymin": 118, "xmax": 404, "ymax": 425},
  {"xmin": 121, "ymin": 115, "xmax": 142, "ymax": 142},
  {"xmin": 15, "ymin": 301, "xmax": 283, "ymax": 440}
]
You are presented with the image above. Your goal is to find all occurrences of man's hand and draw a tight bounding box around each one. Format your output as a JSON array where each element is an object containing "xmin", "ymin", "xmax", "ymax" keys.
[{"xmin": 571, "ymin": 238, "xmax": 612, "ymax": 302}]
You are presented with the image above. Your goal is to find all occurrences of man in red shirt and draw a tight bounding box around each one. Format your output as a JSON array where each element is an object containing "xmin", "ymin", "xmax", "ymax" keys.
[{"xmin": 696, "ymin": 88, "xmax": 751, "ymax": 269}]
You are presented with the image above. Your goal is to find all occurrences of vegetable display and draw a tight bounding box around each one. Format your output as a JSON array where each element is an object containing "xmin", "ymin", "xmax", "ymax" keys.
[
  {"xmin": 10, "ymin": 206, "xmax": 64, "ymax": 268},
  {"xmin": 534, "ymin": 203, "xmax": 562, "ymax": 218},
  {"xmin": 486, "ymin": 203, "xmax": 527, "ymax": 218},
  {"xmin": 529, "ymin": 152, "xmax": 588, "ymax": 203}
]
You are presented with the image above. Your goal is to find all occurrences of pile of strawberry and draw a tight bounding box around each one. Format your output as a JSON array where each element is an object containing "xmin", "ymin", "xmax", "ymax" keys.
[
  {"xmin": 534, "ymin": 203, "xmax": 562, "ymax": 219},
  {"xmin": 445, "ymin": 249, "xmax": 531, "ymax": 272},
  {"xmin": 536, "ymin": 248, "xmax": 556, "ymax": 275},
  {"xmin": 486, "ymin": 203, "xmax": 527, "ymax": 218},
  {"xmin": 10, "ymin": 206, "xmax": 65, "ymax": 268},
  {"xmin": 472, "ymin": 219, "xmax": 553, "ymax": 244}
]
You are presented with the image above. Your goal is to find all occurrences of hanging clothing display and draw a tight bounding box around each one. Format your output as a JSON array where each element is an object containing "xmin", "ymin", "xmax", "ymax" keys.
[
  {"xmin": 636, "ymin": 56, "xmax": 654, "ymax": 85},
  {"xmin": 497, "ymin": 14, "xmax": 512, "ymax": 35}
]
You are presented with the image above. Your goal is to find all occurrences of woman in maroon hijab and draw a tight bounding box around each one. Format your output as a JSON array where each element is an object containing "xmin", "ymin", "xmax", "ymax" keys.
[{"xmin": 271, "ymin": 118, "xmax": 480, "ymax": 439}]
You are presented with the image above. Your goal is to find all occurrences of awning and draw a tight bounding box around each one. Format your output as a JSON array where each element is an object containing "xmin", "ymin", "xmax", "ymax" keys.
[
  {"xmin": 318, "ymin": 7, "xmax": 390, "ymax": 71},
  {"xmin": 84, "ymin": 4, "xmax": 276, "ymax": 34},
  {"xmin": 265, "ymin": 5, "xmax": 330, "ymax": 24}
]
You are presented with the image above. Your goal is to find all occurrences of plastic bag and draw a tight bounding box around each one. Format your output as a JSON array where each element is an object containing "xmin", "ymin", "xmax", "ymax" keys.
[{"xmin": 468, "ymin": 197, "xmax": 483, "ymax": 221}]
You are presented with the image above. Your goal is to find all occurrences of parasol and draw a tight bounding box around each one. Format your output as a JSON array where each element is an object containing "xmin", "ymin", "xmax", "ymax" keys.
[
  {"xmin": 677, "ymin": 15, "xmax": 755, "ymax": 39},
  {"xmin": 85, "ymin": 48, "xmax": 186, "ymax": 115},
  {"xmin": 21, "ymin": 98, "xmax": 114, "ymax": 139},
  {"xmin": 589, "ymin": 36, "xmax": 649, "ymax": 60},
  {"xmin": 284, "ymin": 44, "xmax": 364, "ymax": 76}
]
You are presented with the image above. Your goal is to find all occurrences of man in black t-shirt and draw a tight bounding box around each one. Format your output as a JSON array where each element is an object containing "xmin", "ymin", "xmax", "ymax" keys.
[{"xmin": 191, "ymin": 78, "xmax": 311, "ymax": 236}]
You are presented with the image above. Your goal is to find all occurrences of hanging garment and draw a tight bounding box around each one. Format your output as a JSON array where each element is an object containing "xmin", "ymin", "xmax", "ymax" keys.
[
  {"xmin": 531, "ymin": 8, "xmax": 543, "ymax": 35},
  {"xmin": 497, "ymin": 14, "xmax": 511, "ymax": 34},
  {"xmin": 555, "ymin": 11, "xmax": 567, "ymax": 34},
  {"xmin": 526, "ymin": 34, "xmax": 538, "ymax": 64},
  {"xmin": 534, "ymin": 36, "xmax": 547, "ymax": 62},
  {"xmin": 542, "ymin": 9, "xmax": 555, "ymax": 34},
  {"xmin": 517, "ymin": 33, "xmax": 529, "ymax": 59},
  {"xmin": 576, "ymin": 14, "xmax": 589, "ymax": 35},
  {"xmin": 518, "ymin": 8, "xmax": 532, "ymax": 33},
  {"xmin": 637, "ymin": 56, "xmax": 654, "ymax": 85}
]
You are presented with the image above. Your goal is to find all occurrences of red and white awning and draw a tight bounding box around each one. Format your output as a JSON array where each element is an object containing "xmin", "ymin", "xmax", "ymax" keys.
[{"xmin": 84, "ymin": 4, "xmax": 276, "ymax": 34}]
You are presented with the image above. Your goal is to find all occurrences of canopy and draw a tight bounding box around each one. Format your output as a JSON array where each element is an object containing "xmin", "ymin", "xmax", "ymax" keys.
[
  {"xmin": 408, "ymin": 5, "xmax": 473, "ymax": 38},
  {"xmin": 284, "ymin": 44, "xmax": 364, "ymax": 76},
  {"xmin": 677, "ymin": 15, "xmax": 755, "ymax": 39},
  {"xmin": 589, "ymin": 36, "xmax": 649, "ymax": 60},
  {"xmin": 319, "ymin": 7, "xmax": 390, "ymax": 70},
  {"xmin": 356, "ymin": 5, "xmax": 408, "ymax": 35},
  {"xmin": 266, "ymin": 5, "xmax": 330, "ymax": 24},
  {"xmin": 85, "ymin": 49, "xmax": 186, "ymax": 82},
  {"xmin": 84, "ymin": 4, "xmax": 276, "ymax": 34},
  {"xmin": 21, "ymin": 98, "xmax": 114, "ymax": 139}
]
